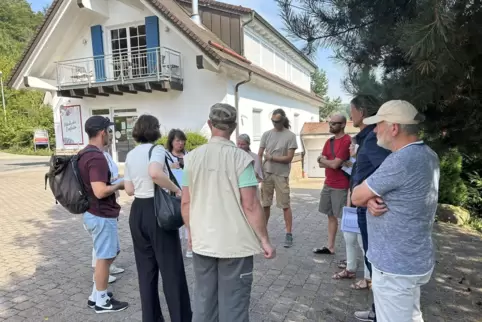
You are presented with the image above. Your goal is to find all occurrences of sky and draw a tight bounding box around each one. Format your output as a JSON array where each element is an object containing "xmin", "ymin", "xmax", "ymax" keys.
[{"xmin": 29, "ymin": 0, "xmax": 349, "ymax": 102}]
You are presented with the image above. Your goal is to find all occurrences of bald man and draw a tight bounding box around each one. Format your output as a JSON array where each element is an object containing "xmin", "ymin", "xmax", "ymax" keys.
[{"xmin": 313, "ymin": 114, "xmax": 352, "ymax": 255}]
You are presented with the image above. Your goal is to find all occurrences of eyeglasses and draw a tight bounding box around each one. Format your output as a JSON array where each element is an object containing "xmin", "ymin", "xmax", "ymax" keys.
[{"xmin": 329, "ymin": 122, "xmax": 343, "ymax": 126}]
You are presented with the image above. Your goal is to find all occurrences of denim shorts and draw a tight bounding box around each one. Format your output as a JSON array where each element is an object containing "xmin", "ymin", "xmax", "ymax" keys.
[{"xmin": 83, "ymin": 212, "xmax": 120, "ymax": 260}]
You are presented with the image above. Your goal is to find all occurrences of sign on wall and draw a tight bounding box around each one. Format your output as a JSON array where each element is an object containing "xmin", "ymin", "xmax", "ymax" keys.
[{"xmin": 60, "ymin": 105, "xmax": 83, "ymax": 145}]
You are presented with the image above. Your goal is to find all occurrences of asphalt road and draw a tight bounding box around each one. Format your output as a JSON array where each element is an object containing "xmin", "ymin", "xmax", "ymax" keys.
[{"xmin": 0, "ymin": 153, "xmax": 50, "ymax": 173}]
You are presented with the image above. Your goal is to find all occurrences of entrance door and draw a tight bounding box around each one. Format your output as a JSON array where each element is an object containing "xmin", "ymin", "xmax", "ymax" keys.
[{"xmin": 114, "ymin": 115, "xmax": 137, "ymax": 162}]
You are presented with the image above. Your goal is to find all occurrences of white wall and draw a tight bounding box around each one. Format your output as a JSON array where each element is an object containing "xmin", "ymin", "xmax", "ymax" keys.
[
  {"xmin": 243, "ymin": 30, "xmax": 312, "ymax": 92},
  {"xmin": 226, "ymin": 81, "xmax": 318, "ymax": 154}
]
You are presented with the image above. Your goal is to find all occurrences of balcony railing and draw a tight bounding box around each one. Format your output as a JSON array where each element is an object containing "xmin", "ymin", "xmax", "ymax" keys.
[{"xmin": 56, "ymin": 47, "xmax": 182, "ymax": 89}]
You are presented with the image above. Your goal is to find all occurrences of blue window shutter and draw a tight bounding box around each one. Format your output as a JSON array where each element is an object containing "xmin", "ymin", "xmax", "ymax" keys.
[
  {"xmin": 145, "ymin": 16, "xmax": 159, "ymax": 74},
  {"xmin": 91, "ymin": 25, "xmax": 106, "ymax": 82}
]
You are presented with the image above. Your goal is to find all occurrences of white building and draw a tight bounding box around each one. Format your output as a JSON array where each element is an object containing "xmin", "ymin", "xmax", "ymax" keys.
[{"xmin": 8, "ymin": 0, "xmax": 322, "ymax": 163}]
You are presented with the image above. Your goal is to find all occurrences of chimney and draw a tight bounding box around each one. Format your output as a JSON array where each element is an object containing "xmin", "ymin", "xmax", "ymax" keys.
[{"xmin": 191, "ymin": 0, "xmax": 201, "ymax": 25}]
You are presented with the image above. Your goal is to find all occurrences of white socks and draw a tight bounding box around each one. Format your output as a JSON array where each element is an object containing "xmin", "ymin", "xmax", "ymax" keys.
[{"xmin": 96, "ymin": 289, "xmax": 109, "ymax": 307}]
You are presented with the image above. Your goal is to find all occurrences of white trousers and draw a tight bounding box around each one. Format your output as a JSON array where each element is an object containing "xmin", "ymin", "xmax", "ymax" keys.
[
  {"xmin": 343, "ymin": 231, "xmax": 370, "ymax": 279},
  {"xmin": 372, "ymin": 266, "xmax": 433, "ymax": 322}
]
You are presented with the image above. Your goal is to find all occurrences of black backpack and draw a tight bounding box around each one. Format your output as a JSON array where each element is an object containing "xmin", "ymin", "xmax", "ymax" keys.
[{"xmin": 44, "ymin": 148, "xmax": 101, "ymax": 214}]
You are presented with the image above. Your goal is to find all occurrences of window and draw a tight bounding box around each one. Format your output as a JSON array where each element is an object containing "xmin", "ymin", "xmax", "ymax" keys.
[
  {"xmin": 293, "ymin": 113, "xmax": 300, "ymax": 135},
  {"xmin": 110, "ymin": 24, "xmax": 147, "ymax": 79},
  {"xmin": 253, "ymin": 109, "xmax": 262, "ymax": 140},
  {"xmin": 92, "ymin": 109, "xmax": 110, "ymax": 116}
]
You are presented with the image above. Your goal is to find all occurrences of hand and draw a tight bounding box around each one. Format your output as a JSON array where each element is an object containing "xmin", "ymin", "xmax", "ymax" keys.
[
  {"xmin": 116, "ymin": 181, "xmax": 125, "ymax": 190},
  {"xmin": 261, "ymin": 240, "xmax": 276, "ymax": 259},
  {"xmin": 343, "ymin": 160, "xmax": 353, "ymax": 167},
  {"xmin": 264, "ymin": 153, "xmax": 272, "ymax": 162},
  {"xmin": 171, "ymin": 162, "xmax": 181, "ymax": 169},
  {"xmin": 367, "ymin": 197, "xmax": 387, "ymax": 216},
  {"xmin": 175, "ymin": 189, "xmax": 182, "ymax": 198},
  {"xmin": 349, "ymin": 143, "xmax": 357, "ymax": 157}
]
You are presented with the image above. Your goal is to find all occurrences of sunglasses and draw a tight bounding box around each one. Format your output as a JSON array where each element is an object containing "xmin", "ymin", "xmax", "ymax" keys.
[
  {"xmin": 271, "ymin": 119, "xmax": 282, "ymax": 124},
  {"xmin": 329, "ymin": 122, "xmax": 343, "ymax": 126}
]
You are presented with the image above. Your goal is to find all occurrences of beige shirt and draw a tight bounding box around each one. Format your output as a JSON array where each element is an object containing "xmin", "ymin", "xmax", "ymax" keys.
[
  {"xmin": 260, "ymin": 128, "xmax": 298, "ymax": 177},
  {"xmin": 184, "ymin": 137, "xmax": 263, "ymax": 258}
]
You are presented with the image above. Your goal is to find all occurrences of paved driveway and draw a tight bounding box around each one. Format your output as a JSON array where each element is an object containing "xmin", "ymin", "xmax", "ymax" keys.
[
  {"xmin": 0, "ymin": 153, "xmax": 49, "ymax": 173},
  {"xmin": 0, "ymin": 168, "xmax": 481, "ymax": 321}
]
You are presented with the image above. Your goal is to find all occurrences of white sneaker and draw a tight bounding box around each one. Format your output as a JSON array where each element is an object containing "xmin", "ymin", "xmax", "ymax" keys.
[
  {"xmin": 186, "ymin": 250, "xmax": 193, "ymax": 258},
  {"xmin": 109, "ymin": 264, "xmax": 125, "ymax": 275},
  {"xmin": 92, "ymin": 274, "xmax": 117, "ymax": 284}
]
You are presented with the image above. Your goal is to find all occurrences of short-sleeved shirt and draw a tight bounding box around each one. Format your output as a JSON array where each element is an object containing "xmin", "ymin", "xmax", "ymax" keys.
[
  {"xmin": 351, "ymin": 126, "xmax": 390, "ymax": 189},
  {"xmin": 78, "ymin": 145, "xmax": 120, "ymax": 218},
  {"xmin": 249, "ymin": 151, "xmax": 263, "ymax": 180},
  {"xmin": 322, "ymin": 134, "xmax": 351, "ymax": 189},
  {"xmin": 365, "ymin": 142, "xmax": 440, "ymax": 275},
  {"xmin": 260, "ymin": 129, "xmax": 298, "ymax": 177},
  {"xmin": 124, "ymin": 144, "xmax": 169, "ymax": 198}
]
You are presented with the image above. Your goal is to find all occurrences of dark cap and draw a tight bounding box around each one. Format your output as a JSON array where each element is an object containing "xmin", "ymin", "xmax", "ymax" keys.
[
  {"xmin": 209, "ymin": 103, "xmax": 237, "ymax": 131},
  {"xmin": 85, "ymin": 116, "xmax": 114, "ymax": 134}
]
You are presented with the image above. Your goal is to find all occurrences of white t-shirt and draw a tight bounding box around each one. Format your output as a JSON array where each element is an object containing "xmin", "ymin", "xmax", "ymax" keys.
[
  {"xmin": 124, "ymin": 144, "xmax": 169, "ymax": 198},
  {"xmin": 103, "ymin": 151, "xmax": 119, "ymax": 182}
]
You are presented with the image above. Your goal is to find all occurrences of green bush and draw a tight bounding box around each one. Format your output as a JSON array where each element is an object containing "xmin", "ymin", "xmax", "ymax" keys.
[
  {"xmin": 157, "ymin": 131, "xmax": 208, "ymax": 152},
  {"xmin": 438, "ymin": 149, "xmax": 468, "ymax": 206}
]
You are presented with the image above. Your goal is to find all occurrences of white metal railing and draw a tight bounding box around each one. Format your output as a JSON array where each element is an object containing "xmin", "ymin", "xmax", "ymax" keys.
[{"xmin": 56, "ymin": 47, "xmax": 182, "ymax": 89}]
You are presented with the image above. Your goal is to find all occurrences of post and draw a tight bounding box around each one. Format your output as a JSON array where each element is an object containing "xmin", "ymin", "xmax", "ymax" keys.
[{"xmin": 0, "ymin": 73, "xmax": 6, "ymax": 123}]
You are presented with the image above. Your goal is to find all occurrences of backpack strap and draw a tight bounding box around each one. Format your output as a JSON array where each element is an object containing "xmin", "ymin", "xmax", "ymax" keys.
[
  {"xmin": 149, "ymin": 145, "xmax": 181, "ymax": 194},
  {"xmin": 329, "ymin": 136, "xmax": 336, "ymax": 159}
]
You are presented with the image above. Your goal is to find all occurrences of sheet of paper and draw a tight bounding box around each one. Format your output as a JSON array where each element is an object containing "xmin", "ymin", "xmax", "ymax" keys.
[{"xmin": 341, "ymin": 206, "xmax": 361, "ymax": 234}]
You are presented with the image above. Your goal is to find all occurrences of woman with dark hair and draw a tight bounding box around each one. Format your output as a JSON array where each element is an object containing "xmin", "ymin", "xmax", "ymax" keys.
[
  {"xmin": 165, "ymin": 128, "xmax": 192, "ymax": 258},
  {"xmin": 123, "ymin": 115, "xmax": 192, "ymax": 322}
]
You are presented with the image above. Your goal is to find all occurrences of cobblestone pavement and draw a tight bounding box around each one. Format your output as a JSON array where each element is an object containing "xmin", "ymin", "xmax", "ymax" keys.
[{"xmin": 0, "ymin": 168, "xmax": 481, "ymax": 322}]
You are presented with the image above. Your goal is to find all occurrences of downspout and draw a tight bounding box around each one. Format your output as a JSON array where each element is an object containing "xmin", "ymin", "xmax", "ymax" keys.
[
  {"xmin": 191, "ymin": 0, "xmax": 201, "ymax": 25},
  {"xmin": 300, "ymin": 133, "xmax": 306, "ymax": 178},
  {"xmin": 234, "ymin": 71, "xmax": 252, "ymax": 138}
]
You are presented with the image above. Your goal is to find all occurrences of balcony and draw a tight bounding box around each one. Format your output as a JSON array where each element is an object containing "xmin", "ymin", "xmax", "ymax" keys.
[{"xmin": 56, "ymin": 47, "xmax": 183, "ymax": 98}]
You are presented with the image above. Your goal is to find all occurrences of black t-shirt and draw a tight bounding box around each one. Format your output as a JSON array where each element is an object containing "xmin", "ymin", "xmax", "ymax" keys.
[{"xmin": 78, "ymin": 145, "xmax": 120, "ymax": 218}]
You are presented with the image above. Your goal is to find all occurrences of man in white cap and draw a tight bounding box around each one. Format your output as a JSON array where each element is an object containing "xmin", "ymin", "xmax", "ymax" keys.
[{"xmin": 351, "ymin": 100, "xmax": 440, "ymax": 322}]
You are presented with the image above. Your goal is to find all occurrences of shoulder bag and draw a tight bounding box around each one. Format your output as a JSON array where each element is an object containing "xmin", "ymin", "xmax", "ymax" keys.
[{"xmin": 148, "ymin": 145, "xmax": 184, "ymax": 231}]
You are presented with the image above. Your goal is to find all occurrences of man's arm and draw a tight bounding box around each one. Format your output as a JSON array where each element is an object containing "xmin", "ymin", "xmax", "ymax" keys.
[
  {"xmin": 320, "ymin": 136, "xmax": 351, "ymax": 169},
  {"xmin": 88, "ymin": 155, "xmax": 123, "ymax": 199},
  {"xmin": 318, "ymin": 157, "xmax": 344, "ymax": 169},
  {"xmin": 258, "ymin": 147, "xmax": 265, "ymax": 164},
  {"xmin": 271, "ymin": 148, "xmax": 295, "ymax": 164},
  {"xmin": 240, "ymin": 186, "xmax": 270, "ymax": 243},
  {"xmin": 351, "ymin": 181, "xmax": 377, "ymax": 207}
]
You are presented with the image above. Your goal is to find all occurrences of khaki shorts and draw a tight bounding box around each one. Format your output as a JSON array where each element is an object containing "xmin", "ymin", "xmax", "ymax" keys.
[
  {"xmin": 319, "ymin": 185, "xmax": 348, "ymax": 217},
  {"xmin": 261, "ymin": 173, "xmax": 290, "ymax": 209}
]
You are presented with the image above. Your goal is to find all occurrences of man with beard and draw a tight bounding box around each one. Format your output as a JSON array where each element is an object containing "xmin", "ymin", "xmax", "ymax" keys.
[
  {"xmin": 258, "ymin": 109, "xmax": 298, "ymax": 248},
  {"xmin": 351, "ymin": 100, "xmax": 439, "ymax": 322},
  {"xmin": 313, "ymin": 114, "xmax": 351, "ymax": 255}
]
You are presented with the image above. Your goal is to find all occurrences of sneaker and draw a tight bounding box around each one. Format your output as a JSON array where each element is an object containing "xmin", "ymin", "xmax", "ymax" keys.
[
  {"xmin": 87, "ymin": 292, "xmax": 113, "ymax": 308},
  {"xmin": 92, "ymin": 274, "xmax": 117, "ymax": 284},
  {"xmin": 284, "ymin": 233, "xmax": 293, "ymax": 248},
  {"xmin": 186, "ymin": 250, "xmax": 193, "ymax": 258},
  {"xmin": 109, "ymin": 264, "xmax": 125, "ymax": 275},
  {"xmin": 95, "ymin": 298, "xmax": 129, "ymax": 314},
  {"xmin": 354, "ymin": 310, "xmax": 376, "ymax": 321}
]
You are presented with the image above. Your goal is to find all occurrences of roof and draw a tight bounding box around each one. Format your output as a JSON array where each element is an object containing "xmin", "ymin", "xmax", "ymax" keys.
[
  {"xmin": 7, "ymin": 0, "xmax": 322, "ymax": 103},
  {"xmin": 301, "ymin": 122, "xmax": 359, "ymax": 135},
  {"xmin": 177, "ymin": 0, "xmax": 252, "ymax": 14}
]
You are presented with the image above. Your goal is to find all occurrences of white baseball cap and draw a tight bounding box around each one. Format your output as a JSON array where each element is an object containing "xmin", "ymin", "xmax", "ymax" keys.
[{"xmin": 363, "ymin": 100, "xmax": 425, "ymax": 125}]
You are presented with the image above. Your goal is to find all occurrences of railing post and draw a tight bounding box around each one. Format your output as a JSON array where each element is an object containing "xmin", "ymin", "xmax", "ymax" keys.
[
  {"xmin": 87, "ymin": 60, "xmax": 91, "ymax": 88},
  {"xmin": 157, "ymin": 48, "xmax": 161, "ymax": 81},
  {"xmin": 120, "ymin": 55, "xmax": 124, "ymax": 84}
]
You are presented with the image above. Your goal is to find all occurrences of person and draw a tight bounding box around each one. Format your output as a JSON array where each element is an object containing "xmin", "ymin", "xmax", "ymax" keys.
[
  {"xmin": 85, "ymin": 140, "xmax": 125, "ymax": 285},
  {"xmin": 79, "ymin": 116, "xmax": 128, "ymax": 313},
  {"xmin": 123, "ymin": 115, "xmax": 192, "ymax": 322},
  {"xmin": 351, "ymin": 100, "xmax": 439, "ymax": 322},
  {"xmin": 258, "ymin": 109, "xmax": 298, "ymax": 248},
  {"xmin": 165, "ymin": 128, "xmax": 192, "ymax": 258},
  {"xmin": 237, "ymin": 133, "xmax": 263, "ymax": 182},
  {"xmin": 346, "ymin": 95, "xmax": 391, "ymax": 321},
  {"xmin": 181, "ymin": 103, "xmax": 276, "ymax": 322},
  {"xmin": 313, "ymin": 114, "xmax": 351, "ymax": 256}
]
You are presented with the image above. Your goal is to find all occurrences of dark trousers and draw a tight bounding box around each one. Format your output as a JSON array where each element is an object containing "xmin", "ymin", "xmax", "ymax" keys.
[
  {"xmin": 129, "ymin": 198, "xmax": 192, "ymax": 322},
  {"xmin": 357, "ymin": 207, "xmax": 376, "ymax": 318}
]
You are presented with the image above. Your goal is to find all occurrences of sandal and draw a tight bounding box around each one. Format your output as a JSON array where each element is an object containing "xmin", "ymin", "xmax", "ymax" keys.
[
  {"xmin": 351, "ymin": 279, "xmax": 371, "ymax": 290},
  {"xmin": 332, "ymin": 269, "xmax": 356, "ymax": 280},
  {"xmin": 338, "ymin": 259, "xmax": 347, "ymax": 269},
  {"xmin": 313, "ymin": 247, "xmax": 334, "ymax": 255}
]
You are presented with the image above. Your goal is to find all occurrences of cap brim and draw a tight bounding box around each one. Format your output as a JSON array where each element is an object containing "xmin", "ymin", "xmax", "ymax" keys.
[{"xmin": 363, "ymin": 115, "xmax": 381, "ymax": 125}]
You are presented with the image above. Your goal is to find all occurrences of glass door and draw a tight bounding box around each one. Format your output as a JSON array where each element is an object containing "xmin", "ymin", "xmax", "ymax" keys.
[
  {"xmin": 114, "ymin": 115, "xmax": 138, "ymax": 162},
  {"xmin": 110, "ymin": 25, "xmax": 147, "ymax": 80}
]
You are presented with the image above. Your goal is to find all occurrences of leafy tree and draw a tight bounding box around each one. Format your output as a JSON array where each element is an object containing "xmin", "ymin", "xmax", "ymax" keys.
[
  {"xmin": 0, "ymin": 0, "xmax": 52, "ymax": 150},
  {"xmin": 277, "ymin": 0, "xmax": 482, "ymax": 214},
  {"xmin": 310, "ymin": 68, "xmax": 345, "ymax": 120}
]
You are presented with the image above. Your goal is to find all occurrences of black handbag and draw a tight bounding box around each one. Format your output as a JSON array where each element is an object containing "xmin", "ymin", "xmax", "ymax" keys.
[{"xmin": 148, "ymin": 145, "xmax": 184, "ymax": 231}]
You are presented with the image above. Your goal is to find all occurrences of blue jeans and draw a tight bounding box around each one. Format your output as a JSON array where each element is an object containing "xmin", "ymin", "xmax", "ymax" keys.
[{"xmin": 357, "ymin": 207, "xmax": 376, "ymax": 318}]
